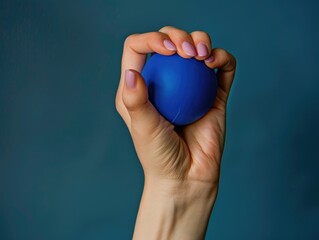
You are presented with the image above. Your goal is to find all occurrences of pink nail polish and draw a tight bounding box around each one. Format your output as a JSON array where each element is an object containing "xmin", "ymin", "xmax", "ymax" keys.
[
  {"xmin": 182, "ymin": 41, "xmax": 196, "ymax": 57},
  {"xmin": 163, "ymin": 39, "xmax": 176, "ymax": 51},
  {"xmin": 125, "ymin": 70, "xmax": 136, "ymax": 88},
  {"xmin": 205, "ymin": 55, "xmax": 215, "ymax": 63},
  {"xmin": 197, "ymin": 42, "xmax": 208, "ymax": 57}
]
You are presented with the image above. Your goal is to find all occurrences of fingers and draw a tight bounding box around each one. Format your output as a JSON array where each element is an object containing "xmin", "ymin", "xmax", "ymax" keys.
[
  {"xmin": 117, "ymin": 27, "xmax": 214, "ymax": 126},
  {"xmin": 122, "ymin": 69, "xmax": 164, "ymax": 138},
  {"xmin": 205, "ymin": 48, "xmax": 237, "ymax": 104},
  {"xmin": 205, "ymin": 48, "xmax": 236, "ymax": 94},
  {"xmin": 159, "ymin": 26, "xmax": 197, "ymax": 58},
  {"xmin": 122, "ymin": 32, "xmax": 178, "ymax": 72},
  {"xmin": 190, "ymin": 30, "xmax": 212, "ymax": 61},
  {"xmin": 116, "ymin": 26, "xmax": 236, "ymax": 127},
  {"xmin": 116, "ymin": 32, "xmax": 178, "ymax": 126},
  {"xmin": 158, "ymin": 26, "xmax": 236, "ymax": 105}
]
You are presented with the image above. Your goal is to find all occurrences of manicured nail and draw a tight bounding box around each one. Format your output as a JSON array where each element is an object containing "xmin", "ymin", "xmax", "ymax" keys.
[
  {"xmin": 205, "ymin": 55, "xmax": 215, "ymax": 63},
  {"xmin": 163, "ymin": 39, "xmax": 176, "ymax": 51},
  {"xmin": 197, "ymin": 42, "xmax": 208, "ymax": 57},
  {"xmin": 182, "ymin": 41, "xmax": 196, "ymax": 57},
  {"xmin": 125, "ymin": 70, "xmax": 136, "ymax": 88}
]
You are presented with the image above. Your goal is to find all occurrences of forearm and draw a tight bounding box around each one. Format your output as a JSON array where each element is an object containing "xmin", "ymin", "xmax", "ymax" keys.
[{"xmin": 133, "ymin": 179, "xmax": 218, "ymax": 240}]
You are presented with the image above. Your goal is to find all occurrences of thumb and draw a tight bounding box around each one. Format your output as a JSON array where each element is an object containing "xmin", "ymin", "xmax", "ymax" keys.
[{"xmin": 122, "ymin": 69, "xmax": 163, "ymax": 137}]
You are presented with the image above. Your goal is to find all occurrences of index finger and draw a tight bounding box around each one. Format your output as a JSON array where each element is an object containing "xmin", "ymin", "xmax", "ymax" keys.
[{"xmin": 116, "ymin": 32, "xmax": 177, "ymax": 124}]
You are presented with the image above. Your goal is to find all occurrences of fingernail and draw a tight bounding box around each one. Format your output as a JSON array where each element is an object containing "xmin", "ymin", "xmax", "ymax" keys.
[
  {"xmin": 163, "ymin": 39, "xmax": 176, "ymax": 51},
  {"xmin": 182, "ymin": 41, "xmax": 196, "ymax": 57},
  {"xmin": 125, "ymin": 70, "xmax": 136, "ymax": 88},
  {"xmin": 197, "ymin": 42, "xmax": 208, "ymax": 57},
  {"xmin": 205, "ymin": 55, "xmax": 215, "ymax": 63}
]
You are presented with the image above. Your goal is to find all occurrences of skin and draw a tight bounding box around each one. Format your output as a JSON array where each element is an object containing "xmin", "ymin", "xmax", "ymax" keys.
[{"xmin": 116, "ymin": 26, "xmax": 236, "ymax": 240}]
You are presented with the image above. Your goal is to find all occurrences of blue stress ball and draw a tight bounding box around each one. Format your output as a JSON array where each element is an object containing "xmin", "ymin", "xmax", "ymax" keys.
[{"xmin": 141, "ymin": 53, "xmax": 218, "ymax": 126}]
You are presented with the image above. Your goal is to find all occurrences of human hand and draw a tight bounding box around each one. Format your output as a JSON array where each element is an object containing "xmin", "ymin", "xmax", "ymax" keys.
[{"xmin": 116, "ymin": 26, "xmax": 236, "ymax": 240}]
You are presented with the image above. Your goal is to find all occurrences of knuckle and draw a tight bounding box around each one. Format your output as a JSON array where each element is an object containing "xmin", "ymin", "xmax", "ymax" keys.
[
  {"xmin": 232, "ymin": 57, "xmax": 237, "ymax": 68},
  {"xmin": 123, "ymin": 34, "xmax": 138, "ymax": 47},
  {"xmin": 220, "ymin": 48, "xmax": 229, "ymax": 58},
  {"xmin": 148, "ymin": 31, "xmax": 165, "ymax": 40},
  {"xmin": 158, "ymin": 25, "xmax": 175, "ymax": 32},
  {"xmin": 227, "ymin": 51, "xmax": 237, "ymax": 65},
  {"xmin": 233, "ymin": 56, "xmax": 237, "ymax": 65},
  {"xmin": 176, "ymin": 29, "xmax": 189, "ymax": 37},
  {"xmin": 226, "ymin": 52, "xmax": 237, "ymax": 70},
  {"xmin": 159, "ymin": 26, "xmax": 189, "ymax": 37},
  {"xmin": 192, "ymin": 30, "xmax": 209, "ymax": 37},
  {"xmin": 115, "ymin": 94, "xmax": 122, "ymax": 114},
  {"xmin": 191, "ymin": 30, "xmax": 211, "ymax": 42}
]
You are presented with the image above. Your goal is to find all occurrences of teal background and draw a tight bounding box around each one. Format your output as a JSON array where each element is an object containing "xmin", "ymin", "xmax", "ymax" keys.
[{"xmin": 1, "ymin": 0, "xmax": 318, "ymax": 239}]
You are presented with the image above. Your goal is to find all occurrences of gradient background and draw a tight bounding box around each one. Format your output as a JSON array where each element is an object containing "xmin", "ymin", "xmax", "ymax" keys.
[{"xmin": 1, "ymin": 0, "xmax": 318, "ymax": 239}]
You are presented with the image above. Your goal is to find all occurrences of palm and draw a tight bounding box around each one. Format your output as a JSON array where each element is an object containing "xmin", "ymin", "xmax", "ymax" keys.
[
  {"xmin": 166, "ymin": 95, "xmax": 226, "ymax": 184},
  {"xmin": 136, "ymin": 87, "xmax": 230, "ymax": 185},
  {"xmin": 183, "ymin": 106, "xmax": 225, "ymax": 182}
]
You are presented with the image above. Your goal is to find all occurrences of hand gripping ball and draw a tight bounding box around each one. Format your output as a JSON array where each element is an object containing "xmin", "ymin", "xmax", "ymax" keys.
[{"xmin": 141, "ymin": 53, "xmax": 218, "ymax": 126}]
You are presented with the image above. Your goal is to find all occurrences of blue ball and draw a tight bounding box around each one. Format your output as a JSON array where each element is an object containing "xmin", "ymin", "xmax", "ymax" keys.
[{"xmin": 141, "ymin": 53, "xmax": 218, "ymax": 126}]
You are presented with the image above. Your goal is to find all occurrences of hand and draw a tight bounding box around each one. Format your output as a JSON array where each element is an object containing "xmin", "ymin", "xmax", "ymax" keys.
[{"xmin": 116, "ymin": 26, "xmax": 236, "ymax": 240}]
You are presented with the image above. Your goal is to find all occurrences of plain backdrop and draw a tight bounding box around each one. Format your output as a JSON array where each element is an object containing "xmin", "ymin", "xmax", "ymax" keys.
[{"xmin": 1, "ymin": 0, "xmax": 319, "ymax": 239}]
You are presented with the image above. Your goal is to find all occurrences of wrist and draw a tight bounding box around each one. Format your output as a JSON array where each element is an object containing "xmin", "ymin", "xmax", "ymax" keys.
[{"xmin": 133, "ymin": 178, "xmax": 218, "ymax": 240}]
